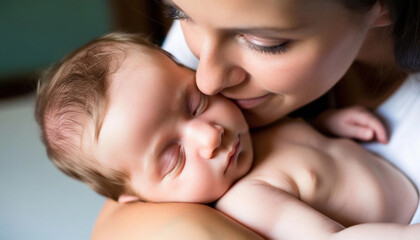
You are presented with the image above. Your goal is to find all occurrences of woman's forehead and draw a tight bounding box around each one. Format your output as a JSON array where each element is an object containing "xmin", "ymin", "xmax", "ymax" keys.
[{"xmin": 169, "ymin": 0, "xmax": 345, "ymax": 28}]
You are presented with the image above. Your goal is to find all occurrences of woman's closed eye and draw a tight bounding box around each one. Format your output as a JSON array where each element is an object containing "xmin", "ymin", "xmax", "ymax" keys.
[
  {"xmin": 238, "ymin": 34, "xmax": 290, "ymax": 55},
  {"xmin": 160, "ymin": 144, "xmax": 185, "ymax": 177}
]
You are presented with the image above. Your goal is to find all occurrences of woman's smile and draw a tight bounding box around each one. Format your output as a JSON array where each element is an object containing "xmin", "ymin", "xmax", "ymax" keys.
[{"xmin": 231, "ymin": 94, "xmax": 272, "ymax": 109}]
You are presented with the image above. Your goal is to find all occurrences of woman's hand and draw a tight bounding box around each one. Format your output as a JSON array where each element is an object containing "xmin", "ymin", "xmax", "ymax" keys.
[{"xmin": 91, "ymin": 200, "xmax": 265, "ymax": 240}]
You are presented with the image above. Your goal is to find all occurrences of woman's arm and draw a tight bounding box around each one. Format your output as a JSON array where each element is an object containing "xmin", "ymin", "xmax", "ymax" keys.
[{"xmin": 91, "ymin": 200, "xmax": 264, "ymax": 240}]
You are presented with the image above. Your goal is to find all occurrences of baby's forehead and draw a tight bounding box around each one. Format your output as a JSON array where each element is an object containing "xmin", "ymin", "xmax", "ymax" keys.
[
  {"xmin": 119, "ymin": 41, "xmax": 164, "ymax": 57},
  {"xmin": 121, "ymin": 43, "xmax": 171, "ymax": 65}
]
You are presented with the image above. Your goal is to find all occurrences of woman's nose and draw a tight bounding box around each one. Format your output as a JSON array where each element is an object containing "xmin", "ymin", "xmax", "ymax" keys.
[
  {"xmin": 195, "ymin": 40, "xmax": 247, "ymax": 95},
  {"xmin": 185, "ymin": 121, "xmax": 224, "ymax": 159}
]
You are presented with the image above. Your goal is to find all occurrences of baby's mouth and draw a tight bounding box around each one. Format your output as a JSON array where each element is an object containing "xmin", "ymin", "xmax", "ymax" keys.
[{"xmin": 224, "ymin": 139, "xmax": 240, "ymax": 174}]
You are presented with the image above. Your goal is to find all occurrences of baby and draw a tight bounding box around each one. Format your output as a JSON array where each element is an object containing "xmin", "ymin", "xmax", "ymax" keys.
[{"xmin": 36, "ymin": 33, "xmax": 420, "ymax": 239}]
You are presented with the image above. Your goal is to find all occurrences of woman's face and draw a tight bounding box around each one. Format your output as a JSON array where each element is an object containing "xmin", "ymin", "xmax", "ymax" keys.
[{"xmin": 166, "ymin": 0, "xmax": 376, "ymax": 127}]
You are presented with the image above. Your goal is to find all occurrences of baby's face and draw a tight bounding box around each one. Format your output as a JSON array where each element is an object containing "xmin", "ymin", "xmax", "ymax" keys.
[{"xmin": 94, "ymin": 46, "xmax": 253, "ymax": 203}]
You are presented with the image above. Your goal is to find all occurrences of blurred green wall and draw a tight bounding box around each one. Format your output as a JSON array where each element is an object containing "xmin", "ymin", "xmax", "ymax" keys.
[{"xmin": 0, "ymin": 0, "xmax": 112, "ymax": 78}]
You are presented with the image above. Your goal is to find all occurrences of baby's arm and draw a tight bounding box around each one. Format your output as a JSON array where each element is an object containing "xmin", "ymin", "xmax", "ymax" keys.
[
  {"xmin": 330, "ymin": 223, "xmax": 420, "ymax": 240},
  {"xmin": 312, "ymin": 106, "xmax": 388, "ymax": 143},
  {"xmin": 216, "ymin": 179, "xmax": 344, "ymax": 239},
  {"xmin": 217, "ymin": 180, "xmax": 418, "ymax": 240}
]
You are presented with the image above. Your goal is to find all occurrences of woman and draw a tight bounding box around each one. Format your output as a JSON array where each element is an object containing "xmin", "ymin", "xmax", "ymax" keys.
[{"xmin": 91, "ymin": 0, "xmax": 420, "ymax": 239}]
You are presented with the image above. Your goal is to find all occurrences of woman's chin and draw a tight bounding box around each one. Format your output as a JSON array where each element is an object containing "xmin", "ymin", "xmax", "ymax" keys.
[{"xmin": 243, "ymin": 110, "xmax": 282, "ymax": 129}]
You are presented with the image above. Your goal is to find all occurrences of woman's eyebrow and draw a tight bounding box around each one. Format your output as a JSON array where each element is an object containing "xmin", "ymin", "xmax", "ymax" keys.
[
  {"xmin": 162, "ymin": 0, "xmax": 181, "ymax": 10},
  {"xmin": 162, "ymin": 0, "xmax": 302, "ymax": 34},
  {"xmin": 162, "ymin": 0, "xmax": 174, "ymax": 6},
  {"xmin": 162, "ymin": 0, "xmax": 191, "ymax": 19}
]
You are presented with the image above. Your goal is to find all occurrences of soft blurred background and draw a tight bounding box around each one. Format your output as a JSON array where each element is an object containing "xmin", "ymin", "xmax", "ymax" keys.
[{"xmin": 0, "ymin": 1, "xmax": 171, "ymax": 239}]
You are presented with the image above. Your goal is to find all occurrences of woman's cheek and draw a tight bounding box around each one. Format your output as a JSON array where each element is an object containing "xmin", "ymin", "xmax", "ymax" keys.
[{"xmin": 250, "ymin": 57, "xmax": 310, "ymax": 94}]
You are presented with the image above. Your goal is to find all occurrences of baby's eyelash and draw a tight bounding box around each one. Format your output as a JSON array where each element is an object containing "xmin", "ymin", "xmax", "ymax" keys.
[
  {"xmin": 193, "ymin": 93, "xmax": 208, "ymax": 116},
  {"xmin": 165, "ymin": 5, "xmax": 190, "ymax": 21},
  {"xmin": 161, "ymin": 144, "xmax": 185, "ymax": 177}
]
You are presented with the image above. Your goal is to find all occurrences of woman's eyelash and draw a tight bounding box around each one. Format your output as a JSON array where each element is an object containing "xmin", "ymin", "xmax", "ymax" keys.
[
  {"xmin": 241, "ymin": 37, "xmax": 290, "ymax": 55},
  {"xmin": 165, "ymin": 5, "xmax": 190, "ymax": 21},
  {"xmin": 247, "ymin": 41, "xmax": 290, "ymax": 55}
]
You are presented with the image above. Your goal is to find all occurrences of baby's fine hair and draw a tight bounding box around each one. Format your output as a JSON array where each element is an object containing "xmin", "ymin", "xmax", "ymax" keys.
[{"xmin": 35, "ymin": 32, "xmax": 161, "ymax": 201}]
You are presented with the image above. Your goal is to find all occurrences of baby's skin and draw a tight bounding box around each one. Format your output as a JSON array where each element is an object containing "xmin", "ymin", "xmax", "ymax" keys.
[{"xmin": 216, "ymin": 118, "xmax": 418, "ymax": 239}]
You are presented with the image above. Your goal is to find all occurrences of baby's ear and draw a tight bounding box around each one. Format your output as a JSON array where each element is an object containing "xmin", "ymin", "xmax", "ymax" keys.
[{"xmin": 118, "ymin": 194, "xmax": 140, "ymax": 203}]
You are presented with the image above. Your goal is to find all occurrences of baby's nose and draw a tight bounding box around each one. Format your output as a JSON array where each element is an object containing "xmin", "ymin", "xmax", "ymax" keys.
[
  {"xmin": 185, "ymin": 120, "xmax": 224, "ymax": 159},
  {"xmin": 198, "ymin": 124, "xmax": 224, "ymax": 159}
]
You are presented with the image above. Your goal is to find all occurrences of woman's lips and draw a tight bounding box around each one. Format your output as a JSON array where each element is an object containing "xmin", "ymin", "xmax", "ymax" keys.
[{"xmin": 231, "ymin": 94, "xmax": 271, "ymax": 109}]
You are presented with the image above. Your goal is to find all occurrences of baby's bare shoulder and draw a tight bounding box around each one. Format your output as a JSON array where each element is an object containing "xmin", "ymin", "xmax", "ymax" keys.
[{"xmin": 249, "ymin": 118, "xmax": 340, "ymax": 204}]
